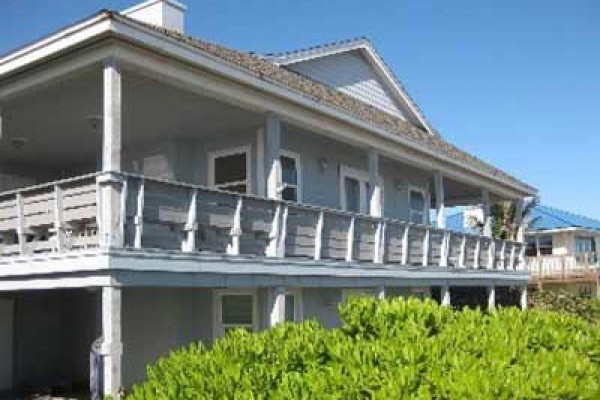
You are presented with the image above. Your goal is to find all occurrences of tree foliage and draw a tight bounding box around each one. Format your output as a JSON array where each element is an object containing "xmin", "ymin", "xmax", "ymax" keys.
[{"xmin": 128, "ymin": 297, "xmax": 600, "ymax": 400}]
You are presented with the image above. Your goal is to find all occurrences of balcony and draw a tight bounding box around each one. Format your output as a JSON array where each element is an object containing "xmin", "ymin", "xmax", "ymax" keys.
[
  {"xmin": 527, "ymin": 254, "xmax": 599, "ymax": 283},
  {"xmin": 0, "ymin": 172, "xmax": 526, "ymax": 272}
]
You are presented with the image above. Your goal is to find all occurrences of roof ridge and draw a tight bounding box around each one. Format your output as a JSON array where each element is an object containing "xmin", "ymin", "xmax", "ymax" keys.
[
  {"xmin": 537, "ymin": 204, "xmax": 600, "ymax": 226},
  {"xmin": 264, "ymin": 36, "xmax": 370, "ymax": 58}
]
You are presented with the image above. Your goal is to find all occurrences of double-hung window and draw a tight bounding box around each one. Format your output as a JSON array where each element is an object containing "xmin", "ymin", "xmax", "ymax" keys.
[
  {"xmin": 214, "ymin": 290, "xmax": 257, "ymax": 336},
  {"xmin": 340, "ymin": 166, "xmax": 371, "ymax": 214},
  {"xmin": 208, "ymin": 146, "xmax": 251, "ymax": 194},
  {"xmin": 280, "ymin": 151, "xmax": 302, "ymax": 202},
  {"xmin": 408, "ymin": 188, "xmax": 427, "ymax": 224}
]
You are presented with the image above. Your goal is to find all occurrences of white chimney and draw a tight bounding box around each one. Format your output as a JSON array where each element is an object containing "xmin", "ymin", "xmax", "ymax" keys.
[{"xmin": 122, "ymin": 0, "xmax": 187, "ymax": 33}]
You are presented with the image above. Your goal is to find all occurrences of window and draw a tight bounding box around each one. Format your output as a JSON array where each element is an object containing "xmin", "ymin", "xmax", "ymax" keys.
[
  {"xmin": 575, "ymin": 236, "xmax": 595, "ymax": 255},
  {"xmin": 280, "ymin": 151, "xmax": 302, "ymax": 202},
  {"xmin": 214, "ymin": 290, "xmax": 257, "ymax": 336},
  {"xmin": 527, "ymin": 234, "xmax": 553, "ymax": 256},
  {"xmin": 408, "ymin": 188, "xmax": 427, "ymax": 224},
  {"xmin": 284, "ymin": 290, "xmax": 303, "ymax": 322},
  {"xmin": 340, "ymin": 166, "xmax": 372, "ymax": 214},
  {"xmin": 208, "ymin": 146, "xmax": 251, "ymax": 194}
]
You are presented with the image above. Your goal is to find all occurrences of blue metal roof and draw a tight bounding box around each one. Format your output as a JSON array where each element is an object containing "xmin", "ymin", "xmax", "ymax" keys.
[{"xmin": 446, "ymin": 205, "xmax": 600, "ymax": 234}]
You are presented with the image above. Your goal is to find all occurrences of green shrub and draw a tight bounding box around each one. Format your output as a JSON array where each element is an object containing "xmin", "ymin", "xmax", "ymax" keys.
[
  {"xmin": 530, "ymin": 289, "xmax": 600, "ymax": 324},
  {"xmin": 128, "ymin": 297, "xmax": 600, "ymax": 400}
]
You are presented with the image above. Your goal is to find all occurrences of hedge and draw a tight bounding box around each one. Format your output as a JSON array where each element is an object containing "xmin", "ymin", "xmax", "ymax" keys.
[
  {"xmin": 128, "ymin": 298, "xmax": 600, "ymax": 399},
  {"xmin": 530, "ymin": 289, "xmax": 600, "ymax": 324}
]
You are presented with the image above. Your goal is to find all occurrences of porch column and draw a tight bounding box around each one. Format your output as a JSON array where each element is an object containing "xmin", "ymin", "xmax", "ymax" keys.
[
  {"xmin": 368, "ymin": 150, "xmax": 383, "ymax": 217},
  {"xmin": 264, "ymin": 114, "xmax": 282, "ymax": 200},
  {"xmin": 514, "ymin": 199, "xmax": 525, "ymax": 242},
  {"xmin": 101, "ymin": 286, "xmax": 123, "ymax": 398},
  {"xmin": 434, "ymin": 171, "xmax": 445, "ymax": 229},
  {"xmin": 99, "ymin": 60, "xmax": 124, "ymax": 247},
  {"xmin": 482, "ymin": 189, "xmax": 493, "ymax": 237},
  {"xmin": 377, "ymin": 286, "xmax": 385, "ymax": 300},
  {"xmin": 487, "ymin": 285, "xmax": 496, "ymax": 310},
  {"xmin": 519, "ymin": 286, "xmax": 528, "ymax": 310},
  {"xmin": 441, "ymin": 286, "xmax": 451, "ymax": 307},
  {"xmin": 268, "ymin": 286, "xmax": 286, "ymax": 327}
]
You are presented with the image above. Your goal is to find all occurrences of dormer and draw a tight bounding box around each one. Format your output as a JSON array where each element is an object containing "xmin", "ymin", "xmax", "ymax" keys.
[{"xmin": 267, "ymin": 38, "xmax": 434, "ymax": 134}]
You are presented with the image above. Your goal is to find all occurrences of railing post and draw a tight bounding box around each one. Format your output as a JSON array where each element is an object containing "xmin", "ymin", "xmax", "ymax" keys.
[
  {"xmin": 346, "ymin": 217, "xmax": 355, "ymax": 262},
  {"xmin": 277, "ymin": 205, "xmax": 289, "ymax": 257},
  {"xmin": 133, "ymin": 180, "xmax": 145, "ymax": 249},
  {"xmin": 439, "ymin": 231, "xmax": 450, "ymax": 267},
  {"xmin": 15, "ymin": 193, "xmax": 26, "ymax": 255},
  {"xmin": 373, "ymin": 220, "xmax": 386, "ymax": 264},
  {"xmin": 227, "ymin": 197, "xmax": 243, "ymax": 256},
  {"xmin": 266, "ymin": 203, "xmax": 285, "ymax": 257},
  {"xmin": 499, "ymin": 241, "xmax": 506, "ymax": 269},
  {"xmin": 458, "ymin": 235, "xmax": 467, "ymax": 268},
  {"xmin": 474, "ymin": 238, "xmax": 481, "ymax": 269},
  {"xmin": 52, "ymin": 185, "xmax": 65, "ymax": 252},
  {"xmin": 509, "ymin": 244, "xmax": 516, "ymax": 270},
  {"xmin": 422, "ymin": 228, "xmax": 430, "ymax": 267},
  {"xmin": 97, "ymin": 173, "xmax": 126, "ymax": 248},
  {"xmin": 182, "ymin": 188, "xmax": 198, "ymax": 253},
  {"xmin": 487, "ymin": 241, "xmax": 496, "ymax": 269},
  {"xmin": 401, "ymin": 224, "xmax": 410, "ymax": 265},
  {"xmin": 314, "ymin": 211, "xmax": 324, "ymax": 261}
]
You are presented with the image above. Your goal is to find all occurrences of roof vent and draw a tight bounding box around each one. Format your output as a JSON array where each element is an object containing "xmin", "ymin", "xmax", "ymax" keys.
[{"xmin": 122, "ymin": 0, "xmax": 187, "ymax": 33}]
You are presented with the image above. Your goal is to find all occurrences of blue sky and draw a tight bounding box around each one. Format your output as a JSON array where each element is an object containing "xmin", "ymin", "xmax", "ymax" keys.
[{"xmin": 2, "ymin": 0, "xmax": 599, "ymax": 218}]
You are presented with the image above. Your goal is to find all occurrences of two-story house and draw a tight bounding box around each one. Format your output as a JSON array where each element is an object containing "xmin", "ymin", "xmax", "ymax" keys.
[
  {"xmin": 524, "ymin": 205, "xmax": 600, "ymax": 298},
  {"xmin": 0, "ymin": 0, "xmax": 536, "ymax": 397}
]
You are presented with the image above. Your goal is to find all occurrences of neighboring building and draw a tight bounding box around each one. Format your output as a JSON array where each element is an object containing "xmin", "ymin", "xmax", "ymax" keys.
[
  {"xmin": 447, "ymin": 205, "xmax": 600, "ymax": 298},
  {"xmin": 0, "ymin": 0, "xmax": 535, "ymax": 397},
  {"xmin": 525, "ymin": 205, "xmax": 600, "ymax": 298}
]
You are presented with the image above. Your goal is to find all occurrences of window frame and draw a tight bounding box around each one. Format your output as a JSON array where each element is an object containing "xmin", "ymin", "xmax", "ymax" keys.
[
  {"xmin": 339, "ymin": 165, "xmax": 371, "ymax": 214},
  {"xmin": 208, "ymin": 145, "xmax": 253, "ymax": 194},
  {"xmin": 283, "ymin": 289, "xmax": 304, "ymax": 323},
  {"xmin": 408, "ymin": 186, "xmax": 428, "ymax": 225},
  {"xmin": 213, "ymin": 289, "xmax": 258, "ymax": 338},
  {"xmin": 280, "ymin": 149, "xmax": 302, "ymax": 203}
]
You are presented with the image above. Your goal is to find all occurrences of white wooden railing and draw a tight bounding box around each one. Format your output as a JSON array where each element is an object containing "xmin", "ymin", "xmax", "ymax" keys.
[
  {"xmin": 527, "ymin": 254, "xmax": 599, "ymax": 281},
  {"xmin": 0, "ymin": 172, "xmax": 527, "ymax": 271}
]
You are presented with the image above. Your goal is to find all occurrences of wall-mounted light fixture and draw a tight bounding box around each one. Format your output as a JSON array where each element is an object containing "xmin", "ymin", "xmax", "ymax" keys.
[{"xmin": 317, "ymin": 157, "xmax": 328, "ymax": 173}]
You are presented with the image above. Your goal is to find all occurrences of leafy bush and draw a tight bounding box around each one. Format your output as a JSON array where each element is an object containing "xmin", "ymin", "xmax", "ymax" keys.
[
  {"xmin": 129, "ymin": 298, "xmax": 600, "ymax": 400},
  {"xmin": 530, "ymin": 289, "xmax": 600, "ymax": 324}
]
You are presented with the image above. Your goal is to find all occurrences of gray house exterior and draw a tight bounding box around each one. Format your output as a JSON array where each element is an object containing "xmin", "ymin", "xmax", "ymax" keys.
[{"xmin": 0, "ymin": 0, "xmax": 536, "ymax": 397}]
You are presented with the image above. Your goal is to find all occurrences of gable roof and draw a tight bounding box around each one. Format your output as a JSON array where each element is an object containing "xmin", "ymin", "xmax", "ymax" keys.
[
  {"xmin": 264, "ymin": 37, "xmax": 436, "ymax": 135},
  {"xmin": 528, "ymin": 205, "xmax": 600, "ymax": 232},
  {"xmin": 0, "ymin": 10, "xmax": 536, "ymax": 197}
]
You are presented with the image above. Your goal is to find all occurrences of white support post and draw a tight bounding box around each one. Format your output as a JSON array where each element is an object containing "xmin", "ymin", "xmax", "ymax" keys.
[
  {"xmin": 434, "ymin": 171, "xmax": 445, "ymax": 229},
  {"xmin": 487, "ymin": 286, "xmax": 496, "ymax": 310},
  {"xmin": 101, "ymin": 286, "xmax": 122, "ymax": 398},
  {"xmin": 266, "ymin": 204, "xmax": 282, "ymax": 257},
  {"xmin": 519, "ymin": 286, "xmax": 528, "ymax": 310},
  {"xmin": 256, "ymin": 128, "xmax": 266, "ymax": 197},
  {"xmin": 133, "ymin": 180, "xmax": 145, "ymax": 249},
  {"xmin": 99, "ymin": 60, "xmax": 124, "ymax": 248},
  {"xmin": 458, "ymin": 235, "xmax": 467, "ymax": 268},
  {"xmin": 401, "ymin": 224, "xmax": 410, "ymax": 265},
  {"xmin": 499, "ymin": 241, "xmax": 507, "ymax": 269},
  {"xmin": 15, "ymin": 193, "xmax": 26, "ymax": 255},
  {"xmin": 368, "ymin": 150, "xmax": 382, "ymax": 218},
  {"xmin": 509, "ymin": 244, "xmax": 516, "ymax": 270},
  {"xmin": 265, "ymin": 114, "xmax": 282, "ymax": 200},
  {"xmin": 53, "ymin": 185, "xmax": 65, "ymax": 252},
  {"xmin": 227, "ymin": 197, "xmax": 243, "ymax": 255},
  {"xmin": 482, "ymin": 189, "xmax": 493, "ymax": 238},
  {"xmin": 268, "ymin": 287, "xmax": 286, "ymax": 327},
  {"xmin": 373, "ymin": 220, "xmax": 386, "ymax": 264},
  {"xmin": 182, "ymin": 189, "xmax": 198, "ymax": 253},
  {"xmin": 422, "ymin": 228, "xmax": 430, "ymax": 267},
  {"xmin": 441, "ymin": 285, "xmax": 451, "ymax": 307},
  {"xmin": 514, "ymin": 199, "xmax": 524, "ymax": 242},
  {"xmin": 377, "ymin": 286, "xmax": 385, "ymax": 300},
  {"xmin": 518, "ymin": 245, "xmax": 526, "ymax": 270},
  {"xmin": 346, "ymin": 217, "xmax": 355, "ymax": 262},
  {"xmin": 314, "ymin": 211, "xmax": 324, "ymax": 261},
  {"xmin": 439, "ymin": 232, "xmax": 450, "ymax": 267}
]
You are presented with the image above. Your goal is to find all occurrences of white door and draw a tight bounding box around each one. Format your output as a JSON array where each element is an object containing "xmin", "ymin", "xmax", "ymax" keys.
[{"xmin": 0, "ymin": 299, "xmax": 14, "ymax": 392}]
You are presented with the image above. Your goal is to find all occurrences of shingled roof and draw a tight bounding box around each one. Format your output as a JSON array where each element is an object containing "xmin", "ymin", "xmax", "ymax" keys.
[{"xmin": 113, "ymin": 11, "xmax": 535, "ymax": 194}]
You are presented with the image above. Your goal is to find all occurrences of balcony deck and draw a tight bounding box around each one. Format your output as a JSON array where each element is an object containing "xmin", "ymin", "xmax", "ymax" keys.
[
  {"xmin": 527, "ymin": 254, "xmax": 599, "ymax": 284},
  {"xmin": 0, "ymin": 172, "xmax": 526, "ymax": 276}
]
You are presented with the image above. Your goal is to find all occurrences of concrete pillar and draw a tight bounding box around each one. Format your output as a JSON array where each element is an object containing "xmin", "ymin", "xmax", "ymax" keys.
[
  {"xmin": 268, "ymin": 286, "xmax": 286, "ymax": 327},
  {"xmin": 487, "ymin": 285, "xmax": 496, "ymax": 310},
  {"xmin": 103, "ymin": 60, "xmax": 122, "ymax": 172},
  {"xmin": 101, "ymin": 286, "xmax": 123, "ymax": 398},
  {"xmin": 519, "ymin": 286, "xmax": 528, "ymax": 310},
  {"xmin": 482, "ymin": 189, "xmax": 493, "ymax": 237},
  {"xmin": 265, "ymin": 114, "xmax": 282, "ymax": 200},
  {"xmin": 434, "ymin": 172, "xmax": 445, "ymax": 229},
  {"xmin": 368, "ymin": 150, "xmax": 383, "ymax": 217},
  {"xmin": 441, "ymin": 286, "xmax": 451, "ymax": 307}
]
